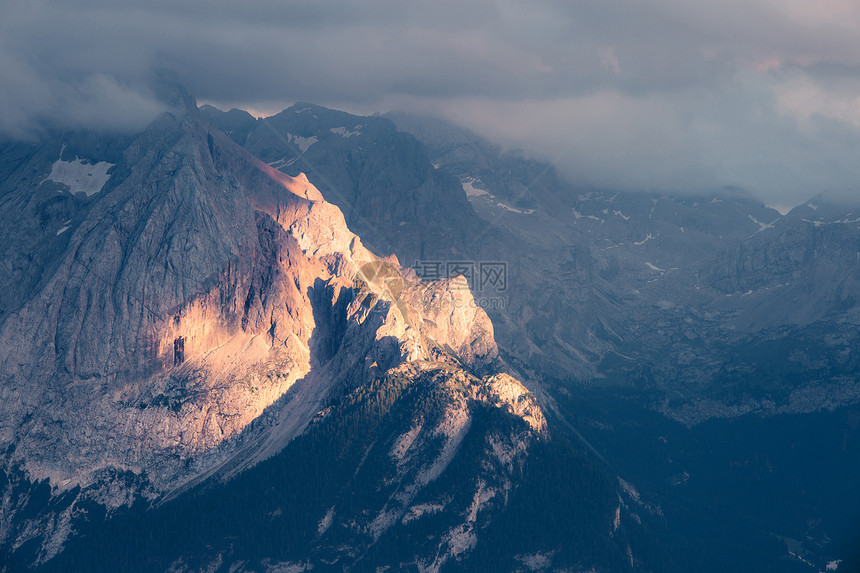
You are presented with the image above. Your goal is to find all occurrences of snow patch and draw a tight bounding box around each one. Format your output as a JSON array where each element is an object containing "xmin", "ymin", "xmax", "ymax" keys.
[
  {"xmin": 618, "ymin": 477, "xmax": 641, "ymax": 503},
  {"xmin": 317, "ymin": 506, "xmax": 335, "ymax": 536},
  {"xmin": 801, "ymin": 217, "xmax": 860, "ymax": 227},
  {"xmin": 461, "ymin": 178, "xmax": 531, "ymax": 213},
  {"xmin": 748, "ymin": 214, "xmax": 778, "ymax": 234},
  {"xmin": 572, "ymin": 208, "xmax": 603, "ymax": 222},
  {"xmin": 329, "ymin": 125, "xmax": 362, "ymax": 138},
  {"xmin": 287, "ymin": 134, "xmax": 317, "ymax": 153},
  {"xmin": 612, "ymin": 503, "xmax": 621, "ymax": 533},
  {"xmin": 267, "ymin": 157, "xmax": 292, "ymax": 169},
  {"xmin": 787, "ymin": 549, "xmax": 817, "ymax": 569},
  {"xmin": 44, "ymin": 155, "xmax": 113, "ymax": 197},
  {"xmin": 645, "ymin": 262, "xmax": 665, "ymax": 272},
  {"xmin": 462, "ymin": 178, "xmax": 489, "ymax": 197},
  {"xmin": 633, "ymin": 233, "xmax": 653, "ymax": 245},
  {"xmin": 496, "ymin": 202, "xmax": 535, "ymax": 215},
  {"xmin": 827, "ymin": 560, "xmax": 842, "ymax": 571},
  {"xmin": 618, "ymin": 477, "xmax": 662, "ymax": 516},
  {"xmin": 803, "ymin": 219, "xmax": 825, "ymax": 227},
  {"xmin": 612, "ymin": 209, "xmax": 630, "ymax": 221}
]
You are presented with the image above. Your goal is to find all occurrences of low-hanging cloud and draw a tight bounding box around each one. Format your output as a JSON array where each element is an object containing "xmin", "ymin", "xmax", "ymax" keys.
[{"xmin": 2, "ymin": 0, "xmax": 860, "ymax": 207}]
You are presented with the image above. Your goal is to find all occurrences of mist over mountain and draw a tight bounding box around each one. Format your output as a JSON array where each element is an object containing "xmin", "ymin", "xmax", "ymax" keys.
[{"xmin": 6, "ymin": 1, "xmax": 860, "ymax": 208}]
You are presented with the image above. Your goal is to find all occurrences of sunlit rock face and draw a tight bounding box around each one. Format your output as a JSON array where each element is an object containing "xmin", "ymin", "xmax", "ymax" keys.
[
  {"xmin": 0, "ymin": 105, "xmax": 518, "ymax": 510},
  {"xmin": 200, "ymin": 102, "xmax": 484, "ymax": 265}
]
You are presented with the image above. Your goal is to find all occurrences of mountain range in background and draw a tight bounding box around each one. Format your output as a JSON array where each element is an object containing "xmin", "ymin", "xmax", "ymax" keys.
[{"xmin": 0, "ymin": 82, "xmax": 857, "ymax": 572}]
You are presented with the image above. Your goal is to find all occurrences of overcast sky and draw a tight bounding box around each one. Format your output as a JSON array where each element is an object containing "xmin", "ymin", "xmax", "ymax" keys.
[{"xmin": 3, "ymin": 0, "xmax": 860, "ymax": 209}]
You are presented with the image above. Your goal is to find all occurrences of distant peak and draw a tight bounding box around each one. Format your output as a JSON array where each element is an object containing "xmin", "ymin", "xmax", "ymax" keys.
[
  {"xmin": 153, "ymin": 68, "xmax": 197, "ymax": 113},
  {"xmin": 808, "ymin": 190, "xmax": 860, "ymax": 207}
]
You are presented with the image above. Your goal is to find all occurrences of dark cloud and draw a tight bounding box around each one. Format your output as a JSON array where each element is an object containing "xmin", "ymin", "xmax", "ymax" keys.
[{"xmin": 2, "ymin": 0, "xmax": 860, "ymax": 207}]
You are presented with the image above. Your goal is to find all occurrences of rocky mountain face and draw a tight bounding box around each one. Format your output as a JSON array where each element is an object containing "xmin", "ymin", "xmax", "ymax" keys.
[
  {"xmin": 202, "ymin": 105, "xmax": 598, "ymax": 381},
  {"xmin": 0, "ymin": 96, "xmax": 664, "ymax": 572},
  {"xmin": 210, "ymin": 103, "xmax": 860, "ymax": 422},
  {"xmin": 208, "ymin": 103, "xmax": 856, "ymax": 409},
  {"xmin": 194, "ymin": 103, "xmax": 860, "ymax": 430},
  {"xmin": 200, "ymin": 104, "xmax": 485, "ymax": 265}
]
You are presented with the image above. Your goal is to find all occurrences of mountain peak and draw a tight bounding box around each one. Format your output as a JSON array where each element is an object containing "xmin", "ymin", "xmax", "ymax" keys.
[
  {"xmin": 152, "ymin": 68, "xmax": 198, "ymax": 114},
  {"xmin": 0, "ymin": 107, "xmax": 517, "ymax": 514}
]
